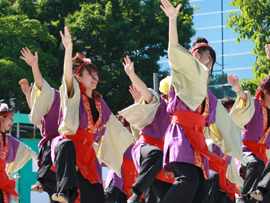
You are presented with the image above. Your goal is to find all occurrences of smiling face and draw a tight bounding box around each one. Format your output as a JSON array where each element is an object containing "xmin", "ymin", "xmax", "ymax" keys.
[
  {"xmin": 76, "ymin": 68, "xmax": 99, "ymax": 91},
  {"xmin": 194, "ymin": 49, "xmax": 213, "ymax": 70},
  {"xmin": 1, "ymin": 113, "xmax": 14, "ymax": 132}
]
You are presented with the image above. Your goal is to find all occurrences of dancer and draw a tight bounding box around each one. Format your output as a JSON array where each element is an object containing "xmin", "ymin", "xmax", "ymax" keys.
[
  {"xmin": 228, "ymin": 70, "xmax": 270, "ymax": 202},
  {"xmin": 105, "ymin": 114, "xmax": 144, "ymax": 203},
  {"xmin": 159, "ymin": 0, "xmax": 244, "ymax": 202},
  {"xmin": 0, "ymin": 103, "xmax": 37, "ymax": 203},
  {"xmin": 19, "ymin": 47, "xmax": 61, "ymax": 202},
  {"xmin": 51, "ymin": 26, "xmax": 133, "ymax": 203},
  {"xmin": 119, "ymin": 56, "xmax": 174, "ymax": 203}
]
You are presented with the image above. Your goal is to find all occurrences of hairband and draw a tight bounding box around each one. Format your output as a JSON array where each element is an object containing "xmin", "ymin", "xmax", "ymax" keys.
[
  {"xmin": 75, "ymin": 58, "xmax": 92, "ymax": 76},
  {"xmin": 1, "ymin": 112, "xmax": 13, "ymax": 117},
  {"xmin": 191, "ymin": 44, "xmax": 213, "ymax": 53}
]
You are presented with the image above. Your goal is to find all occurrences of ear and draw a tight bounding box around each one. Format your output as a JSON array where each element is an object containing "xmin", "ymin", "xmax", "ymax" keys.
[
  {"xmin": 193, "ymin": 51, "xmax": 200, "ymax": 60},
  {"xmin": 75, "ymin": 75, "xmax": 82, "ymax": 82}
]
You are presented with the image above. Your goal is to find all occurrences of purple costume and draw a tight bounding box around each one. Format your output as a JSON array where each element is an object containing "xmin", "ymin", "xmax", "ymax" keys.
[{"xmin": 163, "ymin": 87, "xmax": 218, "ymax": 178}]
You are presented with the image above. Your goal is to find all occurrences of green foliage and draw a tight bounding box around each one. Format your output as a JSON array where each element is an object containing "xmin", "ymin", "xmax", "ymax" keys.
[
  {"xmin": 1, "ymin": 0, "xmax": 194, "ymax": 114},
  {"xmin": 227, "ymin": 0, "xmax": 270, "ymax": 92}
]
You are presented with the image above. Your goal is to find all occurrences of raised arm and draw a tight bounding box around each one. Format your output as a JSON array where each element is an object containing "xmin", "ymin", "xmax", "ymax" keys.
[
  {"xmin": 20, "ymin": 47, "xmax": 43, "ymax": 90},
  {"xmin": 160, "ymin": 0, "xmax": 182, "ymax": 46},
  {"xmin": 60, "ymin": 26, "xmax": 73, "ymax": 93},
  {"xmin": 123, "ymin": 55, "xmax": 153, "ymax": 103},
  {"xmin": 18, "ymin": 79, "xmax": 33, "ymax": 110},
  {"xmin": 228, "ymin": 74, "xmax": 247, "ymax": 103}
]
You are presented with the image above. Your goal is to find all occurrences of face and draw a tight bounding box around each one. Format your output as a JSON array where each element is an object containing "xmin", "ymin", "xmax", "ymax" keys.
[
  {"xmin": 76, "ymin": 69, "xmax": 98, "ymax": 91},
  {"xmin": 194, "ymin": 49, "xmax": 213, "ymax": 70},
  {"xmin": 1, "ymin": 113, "xmax": 14, "ymax": 132}
]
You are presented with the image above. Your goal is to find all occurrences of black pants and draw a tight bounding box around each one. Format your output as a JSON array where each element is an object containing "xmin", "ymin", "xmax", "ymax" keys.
[
  {"xmin": 54, "ymin": 139, "xmax": 105, "ymax": 203},
  {"xmin": 0, "ymin": 190, "xmax": 3, "ymax": 203},
  {"xmin": 148, "ymin": 179, "xmax": 172, "ymax": 203},
  {"xmin": 104, "ymin": 182, "xmax": 127, "ymax": 203},
  {"xmin": 240, "ymin": 154, "xmax": 265, "ymax": 195},
  {"xmin": 160, "ymin": 162, "xmax": 209, "ymax": 203},
  {"xmin": 38, "ymin": 139, "xmax": 56, "ymax": 202},
  {"xmin": 132, "ymin": 144, "xmax": 163, "ymax": 201},
  {"xmin": 207, "ymin": 170, "xmax": 235, "ymax": 203}
]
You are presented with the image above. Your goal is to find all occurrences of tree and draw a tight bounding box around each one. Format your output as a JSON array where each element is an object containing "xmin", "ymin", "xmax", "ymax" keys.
[
  {"xmin": 227, "ymin": 0, "xmax": 270, "ymax": 95},
  {"xmin": 65, "ymin": 0, "xmax": 194, "ymax": 113},
  {"xmin": 0, "ymin": 15, "xmax": 59, "ymax": 113}
]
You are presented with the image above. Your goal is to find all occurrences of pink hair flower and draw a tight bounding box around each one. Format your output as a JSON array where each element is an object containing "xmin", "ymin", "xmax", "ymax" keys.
[
  {"xmin": 0, "ymin": 103, "xmax": 8, "ymax": 112},
  {"xmin": 83, "ymin": 58, "xmax": 91, "ymax": 63}
]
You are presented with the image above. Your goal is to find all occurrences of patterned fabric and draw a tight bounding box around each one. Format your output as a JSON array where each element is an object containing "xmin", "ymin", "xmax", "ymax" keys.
[
  {"xmin": 194, "ymin": 93, "xmax": 210, "ymax": 179},
  {"xmin": 257, "ymin": 97, "xmax": 270, "ymax": 144},
  {"xmin": 82, "ymin": 94, "xmax": 102, "ymax": 133}
]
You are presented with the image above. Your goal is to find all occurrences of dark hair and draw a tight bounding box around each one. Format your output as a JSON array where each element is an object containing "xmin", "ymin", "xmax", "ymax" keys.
[
  {"xmin": 115, "ymin": 114, "xmax": 130, "ymax": 128},
  {"xmin": 0, "ymin": 104, "xmax": 14, "ymax": 117},
  {"xmin": 72, "ymin": 52, "xmax": 101, "ymax": 98},
  {"xmin": 220, "ymin": 96, "xmax": 235, "ymax": 108},
  {"xmin": 190, "ymin": 37, "xmax": 216, "ymax": 80},
  {"xmin": 257, "ymin": 74, "xmax": 270, "ymax": 99}
]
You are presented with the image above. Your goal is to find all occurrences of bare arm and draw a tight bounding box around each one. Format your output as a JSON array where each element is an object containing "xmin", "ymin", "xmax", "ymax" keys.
[
  {"xmin": 160, "ymin": 0, "xmax": 182, "ymax": 46},
  {"xmin": 18, "ymin": 79, "xmax": 33, "ymax": 110},
  {"xmin": 228, "ymin": 74, "xmax": 247, "ymax": 103},
  {"xmin": 60, "ymin": 26, "xmax": 73, "ymax": 93},
  {"xmin": 20, "ymin": 47, "xmax": 43, "ymax": 90},
  {"xmin": 123, "ymin": 55, "xmax": 153, "ymax": 103}
]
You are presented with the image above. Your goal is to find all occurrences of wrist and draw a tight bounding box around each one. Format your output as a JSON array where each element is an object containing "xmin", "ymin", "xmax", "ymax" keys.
[{"xmin": 234, "ymin": 86, "xmax": 241, "ymax": 94}]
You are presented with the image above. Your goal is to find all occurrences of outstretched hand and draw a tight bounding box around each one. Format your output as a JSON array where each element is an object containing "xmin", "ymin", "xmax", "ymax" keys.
[
  {"xmin": 122, "ymin": 55, "xmax": 135, "ymax": 76},
  {"xmin": 160, "ymin": 0, "xmax": 182, "ymax": 20},
  {"xmin": 227, "ymin": 74, "xmax": 239, "ymax": 89},
  {"xmin": 20, "ymin": 47, "xmax": 38, "ymax": 67},
  {"xmin": 60, "ymin": 26, "xmax": 73, "ymax": 49},
  {"xmin": 265, "ymin": 44, "xmax": 270, "ymax": 59},
  {"xmin": 19, "ymin": 79, "xmax": 33, "ymax": 96},
  {"xmin": 129, "ymin": 84, "xmax": 142, "ymax": 102}
]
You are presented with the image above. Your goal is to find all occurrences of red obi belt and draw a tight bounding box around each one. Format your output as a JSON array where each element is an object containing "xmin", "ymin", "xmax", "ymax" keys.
[
  {"xmin": 139, "ymin": 134, "xmax": 174, "ymax": 183},
  {"xmin": 65, "ymin": 129, "xmax": 100, "ymax": 183},
  {"xmin": 172, "ymin": 110, "xmax": 220, "ymax": 180},
  {"xmin": 0, "ymin": 159, "xmax": 19, "ymax": 203},
  {"xmin": 209, "ymin": 156, "xmax": 240, "ymax": 201},
  {"xmin": 243, "ymin": 141, "xmax": 267, "ymax": 165}
]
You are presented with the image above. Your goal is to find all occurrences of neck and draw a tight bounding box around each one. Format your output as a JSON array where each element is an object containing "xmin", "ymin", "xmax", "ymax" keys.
[
  {"xmin": 263, "ymin": 97, "xmax": 270, "ymax": 108},
  {"xmin": 85, "ymin": 89, "xmax": 93, "ymax": 98}
]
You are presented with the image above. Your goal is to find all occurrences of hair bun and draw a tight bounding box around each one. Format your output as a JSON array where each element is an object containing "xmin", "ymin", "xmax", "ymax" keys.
[{"xmin": 192, "ymin": 37, "xmax": 209, "ymax": 47}]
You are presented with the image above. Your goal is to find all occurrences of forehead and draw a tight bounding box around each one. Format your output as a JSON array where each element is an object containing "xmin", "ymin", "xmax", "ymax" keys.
[{"xmin": 5, "ymin": 113, "xmax": 14, "ymax": 119}]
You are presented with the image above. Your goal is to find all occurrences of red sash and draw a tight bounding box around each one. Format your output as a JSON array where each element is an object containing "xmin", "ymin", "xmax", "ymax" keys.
[
  {"xmin": 172, "ymin": 110, "xmax": 219, "ymax": 179},
  {"xmin": 243, "ymin": 141, "xmax": 267, "ymax": 165},
  {"xmin": 139, "ymin": 134, "xmax": 174, "ymax": 183},
  {"xmin": 122, "ymin": 158, "xmax": 138, "ymax": 198},
  {"xmin": 209, "ymin": 157, "xmax": 240, "ymax": 201},
  {"xmin": 65, "ymin": 129, "xmax": 99, "ymax": 183}
]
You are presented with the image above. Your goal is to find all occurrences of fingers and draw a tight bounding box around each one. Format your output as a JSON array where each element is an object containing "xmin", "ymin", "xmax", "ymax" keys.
[
  {"xmin": 176, "ymin": 4, "xmax": 182, "ymax": 11},
  {"xmin": 35, "ymin": 51, "xmax": 38, "ymax": 59},
  {"xmin": 161, "ymin": 0, "xmax": 171, "ymax": 8},
  {"xmin": 60, "ymin": 30, "xmax": 64, "ymax": 38},
  {"xmin": 64, "ymin": 26, "xmax": 71, "ymax": 37}
]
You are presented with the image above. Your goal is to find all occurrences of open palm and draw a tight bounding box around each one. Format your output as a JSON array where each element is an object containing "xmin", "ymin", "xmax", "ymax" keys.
[
  {"xmin": 20, "ymin": 47, "xmax": 38, "ymax": 67},
  {"xmin": 160, "ymin": 0, "xmax": 182, "ymax": 20},
  {"xmin": 19, "ymin": 79, "xmax": 33, "ymax": 95},
  {"xmin": 60, "ymin": 26, "xmax": 73, "ymax": 49},
  {"xmin": 122, "ymin": 55, "xmax": 135, "ymax": 76},
  {"xmin": 227, "ymin": 74, "xmax": 239, "ymax": 88}
]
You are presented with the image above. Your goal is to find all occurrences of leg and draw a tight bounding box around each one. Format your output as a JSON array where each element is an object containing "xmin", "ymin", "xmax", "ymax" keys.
[
  {"xmin": 104, "ymin": 181, "xmax": 121, "ymax": 203},
  {"xmin": 150, "ymin": 179, "xmax": 172, "ymax": 202},
  {"xmin": 192, "ymin": 166, "xmax": 209, "ymax": 203},
  {"xmin": 129, "ymin": 145, "xmax": 163, "ymax": 203},
  {"xmin": 206, "ymin": 169, "xmax": 220, "ymax": 203},
  {"xmin": 159, "ymin": 162, "xmax": 200, "ymax": 203},
  {"xmin": 53, "ymin": 139, "xmax": 78, "ymax": 203},
  {"xmin": 240, "ymin": 154, "xmax": 265, "ymax": 195},
  {"xmin": 76, "ymin": 171, "xmax": 105, "ymax": 203},
  {"xmin": 0, "ymin": 190, "xmax": 3, "ymax": 203},
  {"xmin": 117, "ymin": 191, "xmax": 128, "ymax": 203}
]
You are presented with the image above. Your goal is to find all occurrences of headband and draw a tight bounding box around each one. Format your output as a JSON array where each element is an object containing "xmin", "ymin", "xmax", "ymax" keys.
[
  {"xmin": 191, "ymin": 44, "xmax": 213, "ymax": 53},
  {"xmin": 75, "ymin": 58, "xmax": 92, "ymax": 76},
  {"xmin": 1, "ymin": 112, "xmax": 13, "ymax": 117}
]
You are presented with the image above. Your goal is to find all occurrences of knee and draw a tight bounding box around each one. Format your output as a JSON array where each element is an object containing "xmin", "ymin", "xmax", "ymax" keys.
[
  {"xmin": 149, "ymin": 149, "xmax": 163, "ymax": 168},
  {"xmin": 55, "ymin": 139, "xmax": 75, "ymax": 153},
  {"xmin": 249, "ymin": 158, "xmax": 265, "ymax": 173},
  {"xmin": 174, "ymin": 173, "xmax": 199, "ymax": 189}
]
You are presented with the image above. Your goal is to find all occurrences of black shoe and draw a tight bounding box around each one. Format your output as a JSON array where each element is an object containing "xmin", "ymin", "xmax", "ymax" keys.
[{"xmin": 127, "ymin": 192, "xmax": 142, "ymax": 203}]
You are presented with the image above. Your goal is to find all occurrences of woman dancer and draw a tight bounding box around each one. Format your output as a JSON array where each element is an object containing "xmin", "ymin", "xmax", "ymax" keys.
[
  {"xmin": 51, "ymin": 26, "xmax": 133, "ymax": 203},
  {"xmin": 19, "ymin": 47, "xmax": 61, "ymax": 202},
  {"xmin": 119, "ymin": 56, "xmax": 174, "ymax": 203},
  {"xmin": 159, "ymin": 0, "xmax": 244, "ymax": 202},
  {"xmin": 0, "ymin": 103, "xmax": 37, "ymax": 203}
]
